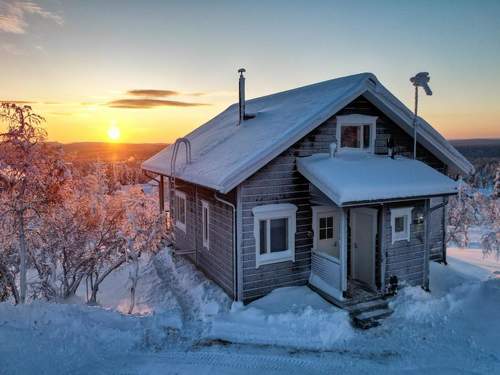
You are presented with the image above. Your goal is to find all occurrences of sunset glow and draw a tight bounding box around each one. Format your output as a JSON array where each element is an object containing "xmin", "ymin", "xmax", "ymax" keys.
[
  {"xmin": 0, "ymin": 1, "xmax": 499, "ymax": 143},
  {"xmin": 107, "ymin": 123, "xmax": 120, "ymax": 141}
]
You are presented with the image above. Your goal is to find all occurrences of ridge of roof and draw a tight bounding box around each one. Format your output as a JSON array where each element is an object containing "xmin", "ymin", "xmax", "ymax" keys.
[{"xmin": 142, "ymin": 73, "xmax": 473, "ymax": 192}]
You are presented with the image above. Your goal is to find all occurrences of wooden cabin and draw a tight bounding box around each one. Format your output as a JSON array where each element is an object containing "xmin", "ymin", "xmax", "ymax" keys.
[{"xmin": 142, "ymin": 72, "xmax": 473, "ymax": 319}]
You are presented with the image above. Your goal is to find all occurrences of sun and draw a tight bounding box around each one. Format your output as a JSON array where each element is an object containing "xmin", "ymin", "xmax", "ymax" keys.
[{"xmin": 107, "ymin": 124, "xmax": 120, "ymax": 141}]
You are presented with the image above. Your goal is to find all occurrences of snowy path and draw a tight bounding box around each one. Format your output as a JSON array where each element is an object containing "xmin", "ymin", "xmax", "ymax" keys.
[{"xmin": 1, "ymin": 248, "xmax": 500, "ymax": 374}]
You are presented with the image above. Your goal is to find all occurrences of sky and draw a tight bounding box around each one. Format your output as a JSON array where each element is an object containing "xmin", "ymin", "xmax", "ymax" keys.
[{"xmin": 0, "ymin": 0, "xmax": 499, "ymax": 143}]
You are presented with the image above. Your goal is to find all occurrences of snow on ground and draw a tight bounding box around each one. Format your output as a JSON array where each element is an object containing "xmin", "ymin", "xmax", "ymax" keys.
[
  {"xmin": 448, "ymin": 247, "xmax": 500, "ymax": 279},
  {"xmin": 1, "ymin": 247, "xmax": 500, "ymax": 374},
  {"xmin": 209, "ymin": 287, "xmax": 354, "ymax": 349}
]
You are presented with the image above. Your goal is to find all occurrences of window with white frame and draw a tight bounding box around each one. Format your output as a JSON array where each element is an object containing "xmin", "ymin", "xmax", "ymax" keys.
[
  {"xmin": 252, "ymin": 204, "xmax": 297, "ymax": 268},
  {"xmin": 174, "ymin": 190, "xmax": 187, "ymax": 233},
  {"xmin": 201, "ymin": 200, "xmax": 210, "ymax": 249},
  {"xmin": 312, "ymin": 206, "xmax": 341, "ymax": 260},
  {"xmin": 391, "ymin": 207, "xmax": 413, "ymax": 244},
  {"xmin": 336, "ymin": 114, "xmax": 377, "ymax": 153}
]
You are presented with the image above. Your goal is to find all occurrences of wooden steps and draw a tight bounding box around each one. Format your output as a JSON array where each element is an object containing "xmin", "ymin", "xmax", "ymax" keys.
[{"xmin": 347, "ymin": 298, "xmax": 393, "ymax": 329}]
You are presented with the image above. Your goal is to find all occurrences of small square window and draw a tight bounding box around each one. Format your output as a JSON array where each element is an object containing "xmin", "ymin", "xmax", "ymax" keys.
[
  {"xmin": 336, "ymin": 115, "xmax": 377, "ymax": 153},
  {"xmin": 394, "ymin": 216, "xmax": 405, "ymax": 233},
  {"xmin": 391, "ymin": 207, "xmax": 413, "ymax": 244},
  {"xmin": 341, "ymin": 126, "xmax": 360, "ymax": 148}
]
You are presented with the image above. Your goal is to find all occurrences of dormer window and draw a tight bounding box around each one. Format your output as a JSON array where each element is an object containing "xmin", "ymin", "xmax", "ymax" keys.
[{"xmin": 336, "ymin": 114, "xmax": 377, "ymax": 153}]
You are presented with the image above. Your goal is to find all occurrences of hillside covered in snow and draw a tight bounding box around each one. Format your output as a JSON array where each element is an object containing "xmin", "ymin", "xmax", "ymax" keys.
[{"xmin": 0, "ymin": 247, "xmax": 499, "ymax": 374}]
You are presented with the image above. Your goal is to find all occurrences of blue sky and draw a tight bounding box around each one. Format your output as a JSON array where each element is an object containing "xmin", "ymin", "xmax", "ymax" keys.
[{"xmin": 1, "ymin": 0, "xmax": 499, "ymax": 142}]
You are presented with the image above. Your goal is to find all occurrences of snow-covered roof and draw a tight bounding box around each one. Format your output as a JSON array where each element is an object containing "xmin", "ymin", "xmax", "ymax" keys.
[
  {"xmin": 297, "ymin": 152, "xmax": 458, "ymax": 206},
  {"xmin": 142, "ymin": 73, "xmax": 473, "ymax": 193}
]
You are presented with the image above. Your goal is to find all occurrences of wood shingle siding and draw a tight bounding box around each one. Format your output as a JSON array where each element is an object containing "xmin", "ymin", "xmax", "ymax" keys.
[
  {"xmin": 172, "ymin": 179, "xmax": 235, "ymax": 298},
  {"xmin": 238, "ymin": 95, "xmax": 447, "ymax": 302},
  {"xmin": 383, "ymin": 200, "xmax": 426, "ymax": 287},
  {"xmin": 169, "ymin": 95, "xmax": 449, "ymax": 303}
]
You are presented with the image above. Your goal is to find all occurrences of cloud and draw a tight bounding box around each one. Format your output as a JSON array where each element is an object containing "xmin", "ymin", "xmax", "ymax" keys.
[
  {"xmin": 0, "ymin": 0, "xmax": 63, "ymax": 34},
  {"xmin": 107, "ymin": 99, "xmax": 208, "ymax": 109},
  {"xmin": 126, "ymin": 89, "xmax": 212, "ymax": 98},
  {"xmin": 127, "ymin": 89, "xmax": 180, "ymax": 97}
]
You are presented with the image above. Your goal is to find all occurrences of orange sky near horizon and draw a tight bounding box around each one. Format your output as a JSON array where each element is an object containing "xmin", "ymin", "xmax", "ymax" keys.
[
  {"xmin": 1, "ymin": 1, "xmax": 499, "ymax": 143},
  {"xmin": 4, "ymin": 86, "xmax": 498, "ymax": 144}
]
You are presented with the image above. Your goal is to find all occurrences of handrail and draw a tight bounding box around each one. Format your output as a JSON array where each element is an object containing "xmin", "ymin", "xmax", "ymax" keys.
[{"xmin": 170, "ymin": 137, "xmax": 191, "ymax": 177}]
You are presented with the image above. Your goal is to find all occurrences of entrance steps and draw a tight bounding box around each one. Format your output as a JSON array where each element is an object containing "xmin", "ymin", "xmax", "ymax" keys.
[{"xmin": 346, "ymin": 298, "xmax": 393, "ymax": 329}]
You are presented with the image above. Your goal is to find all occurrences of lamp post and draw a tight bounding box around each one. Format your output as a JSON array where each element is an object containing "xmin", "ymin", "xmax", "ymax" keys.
[{"xmin": 410, "ymin": 72, "xmax": 433, "ymax": 159}]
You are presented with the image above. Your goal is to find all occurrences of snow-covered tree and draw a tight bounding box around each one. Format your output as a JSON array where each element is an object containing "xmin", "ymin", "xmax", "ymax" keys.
[
  {"xmin": 0, "ymin": 103, "xmax": 67, "ymax": 303},
  {"xmin": 30, "ymin": 173, "xmax": 110, "ymax": 300},
  {"xmin": 119, "ymin": 186, "xmax": 165, "ymax": 313},
  {"xmin": 480, "ymin": 198, "xmax": 499, "ymax": 256},
  {"xmin": 494, "ymin": 167, "xmax": 500, "ymax": 199},
  {"xmin": 446, "ymin": 181, "xmax": 479, "ymax": 248},
  {"xmin": 85, "ymin": 186, "xmax": 165, "ymax": 310}
]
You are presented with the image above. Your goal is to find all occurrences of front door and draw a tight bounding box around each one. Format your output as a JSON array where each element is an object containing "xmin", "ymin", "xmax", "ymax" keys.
[
  {"xmin": 310, "ymin": 206, "xmax": 346, "ymax": 300},
  {"xmin": 350, "ymin": 208, "xmax": 377, "ymax": 289},
  {"xmin": 315, "ymin": 208, "xmax": 340, "ymax": 259}
]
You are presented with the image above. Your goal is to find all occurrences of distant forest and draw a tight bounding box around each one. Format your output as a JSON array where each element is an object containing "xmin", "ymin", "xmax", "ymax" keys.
[
  {"xmin": 60, "ymin": 142, "xmax": 168, "ymax": 162},
  {"xmin": 450, "ymin": 139, "xmax": 500, "ymax": 159},
  {"xmin": 449, "ymin": 139, "xmax": 500, "ymax": 190},
  {"xmin": 58, "ymin": 142, "xmax": 168, "ymax": 185},
  {"xmin": 57, "ymin": 139, "xmax": 499, "ymax": 189}
]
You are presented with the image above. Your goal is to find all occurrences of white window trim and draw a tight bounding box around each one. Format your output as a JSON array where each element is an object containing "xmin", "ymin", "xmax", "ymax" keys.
[
  {"xmin": 174, "ymin": 190, "xmax": 187, "ymax": 233},
  {"xmin": 336, "ymin": 114, "xmax": 377, "ymax": 153},
  {"xmin": 201, "ymin": 199, "xmax": 210, "ymax": 250},
  {"xmin": 252, "ymin": 203, "xmax": 297, "ymax": 268},
  {"xmin": 390, "ymin": 207, "xmax": 413, "ymax": 244}
]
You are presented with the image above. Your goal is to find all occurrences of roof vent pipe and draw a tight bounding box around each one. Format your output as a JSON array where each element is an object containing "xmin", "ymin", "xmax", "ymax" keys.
[
  {"xmin": 329, "ymin": 142, "xmax": 337, "ymax": 158},
  {"xmin": 238, "ymin": 68, "xmax": 246, "ymax": 125}
]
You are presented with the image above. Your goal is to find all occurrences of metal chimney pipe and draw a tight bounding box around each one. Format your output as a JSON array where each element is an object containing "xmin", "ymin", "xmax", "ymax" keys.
[{"xmin": 238, "ymin": 68, "xmax": 246, "ymax": 125}]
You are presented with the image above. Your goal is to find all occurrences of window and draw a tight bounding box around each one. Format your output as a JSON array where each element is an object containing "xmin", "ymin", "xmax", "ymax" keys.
[
  {"xmin": 252, "ymin": 204, "xmax": 297, "ymax": 268},
  {"xmin": 312, "ymin": 206, "xmax": 341, "ymax": 260},
  {"xmin": 336, "ymin": 114, "xmax": 377, "ymax": 153},
  {"xmin": 391, "ymin": 207, "xmax": 413, "ymax": 244},
  {"xmin": 319, "ymin": 216, "xmax": 334, "ymax": 240},
  {"xmin": 201, "ymin": 200, "xmax": 210, "ymax": 249},
  {"xmin": 341, "ymin": 126, "xmax": 360, "ymax": 148},
  {"xmin": 174, "ymin": 190, "xmax": 186, "ymax": 233}
]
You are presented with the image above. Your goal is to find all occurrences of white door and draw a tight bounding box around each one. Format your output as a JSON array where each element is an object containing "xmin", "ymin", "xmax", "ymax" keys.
[
  {"xmin": 310, "ymin": 207, "xmax": 346, "ymax": 300},
  {"xmin": 350, "ymin": 208, "xmax": 378, "ymax": 288},
  {"xmin": 315, "ymin": 208, "xmax": 340, "ymax": 259}
]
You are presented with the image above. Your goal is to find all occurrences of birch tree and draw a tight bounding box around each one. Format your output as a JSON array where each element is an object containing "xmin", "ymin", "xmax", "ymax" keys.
[
  {"xmin": 0, "ymin": 103, "xmax": 66, "ymax": 303},
  {"xmin": 120, "ymin": 187, "xmax": 165, "ymax": 313}
]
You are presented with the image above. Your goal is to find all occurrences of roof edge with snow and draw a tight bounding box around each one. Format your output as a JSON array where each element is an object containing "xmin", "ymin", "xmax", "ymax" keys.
[{"xmin": 142, "ymin": 73, "xmax": 473, "ymax": 193}]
